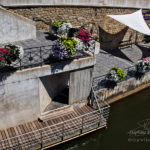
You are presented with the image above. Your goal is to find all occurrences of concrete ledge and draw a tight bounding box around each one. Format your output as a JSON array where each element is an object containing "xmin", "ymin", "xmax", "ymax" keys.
[
  {"xmin": 1, "ymin": 0, "xmax": 150, "ymax": 9},
  {"xmin": 107, "ymin": 81, "xmax": 150, "ymax": 104},
  {"xmin": 97, "ymin": 72, "xmax": 150, "ymax": 105},
  {"xmin": 0, "ymin": 56, "xmax": 96, "ymax": 86}
]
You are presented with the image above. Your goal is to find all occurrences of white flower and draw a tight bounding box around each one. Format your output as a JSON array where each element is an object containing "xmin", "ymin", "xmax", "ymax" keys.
[
  {"xmin": 73, "ymin": 37, "xmax": 84, "ymax": 51},
  {"xmin": 16, "ymin": 45, "xmax": 24, "ymax": 59},
  {"xmin": 87, "ymin": 40, "xmax": 96, "ymax": 53},
  {"xmin": 57, "ymin": 23, "xmax": 72, "ymax": 36}
]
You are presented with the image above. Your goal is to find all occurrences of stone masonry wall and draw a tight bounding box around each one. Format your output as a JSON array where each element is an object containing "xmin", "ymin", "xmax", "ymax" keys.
[{"xmin": 8, "ymin": 7, "xmax": 149, "ymax": 49}]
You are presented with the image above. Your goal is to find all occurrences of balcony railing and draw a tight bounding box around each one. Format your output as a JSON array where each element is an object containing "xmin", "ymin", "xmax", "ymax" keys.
[
  {"xmin": 0, "ymin": 44, "xmax": 94, "ymax": 72},
  {"xmin": 92, "ymin": 65, "xmax": 138, "ymax": 91},
  {"xmin": 0, "ymin": 104, "xmax": 109, "ymax": 150}
]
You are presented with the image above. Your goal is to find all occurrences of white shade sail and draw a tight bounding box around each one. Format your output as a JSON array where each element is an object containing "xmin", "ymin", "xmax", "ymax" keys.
[{"xmin": 107, "ymin": 9, "xmax": 150, "ymax": 36}]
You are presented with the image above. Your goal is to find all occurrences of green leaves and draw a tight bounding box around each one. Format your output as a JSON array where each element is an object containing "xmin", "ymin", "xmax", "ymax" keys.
[
  {"xmin": 110, "ymin": 67, "xmax": 126, "ymax": 81},
  {"xmin": 62, "ymin": 38, "xmax": 78, "ymax": 56},
  {"xmin": 52, "ymin": 21, "xmax": 62, "ymax": 28}
]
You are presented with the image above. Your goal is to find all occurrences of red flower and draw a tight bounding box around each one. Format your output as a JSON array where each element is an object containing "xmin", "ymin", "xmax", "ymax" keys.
[
  {"xmin": 0, "ymin": 48, "xmax": 8, "ymax": 53},
  {"xmin": 77, "ymin": 29, "xmax": 92, "ymax": 45},
  {"xmin": 0, "ymin": 57, "xmax": 4, "ymax": 61}
]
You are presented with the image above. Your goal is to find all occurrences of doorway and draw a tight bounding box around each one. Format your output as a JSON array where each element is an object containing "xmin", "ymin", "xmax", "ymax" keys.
[{"xmin": 39, "ymin": 72, "xmax": 69, "ymax": 114}]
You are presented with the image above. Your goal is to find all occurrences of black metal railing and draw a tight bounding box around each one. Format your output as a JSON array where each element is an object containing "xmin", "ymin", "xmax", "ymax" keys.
[
  {"xmin": 0, "ymin": 44, "xmax": 94, "ymax": 72},
  {"xmin": 92, "ymin": 65, "xmax": 138, "ymax": 91}
]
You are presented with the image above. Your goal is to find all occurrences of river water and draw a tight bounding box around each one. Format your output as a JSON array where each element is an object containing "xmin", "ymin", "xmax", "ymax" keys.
[{"xmin": 51, "ymin": 87, "xmax": 150, "ymax": 150}]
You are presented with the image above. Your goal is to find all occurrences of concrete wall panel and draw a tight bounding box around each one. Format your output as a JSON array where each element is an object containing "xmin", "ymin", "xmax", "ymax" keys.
[{"xmin": 0, "ymin": 8, "xmax": 36, "ymax": 44}]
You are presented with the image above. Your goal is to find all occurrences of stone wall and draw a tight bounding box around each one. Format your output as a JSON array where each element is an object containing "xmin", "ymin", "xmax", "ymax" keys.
[
  {"xmin": 0, "ymin": 7, "xmax": 36, "ymax": 44},
  {"xmin": 8, "ymin": 7, "xmax": 148, "ymax": 50}
]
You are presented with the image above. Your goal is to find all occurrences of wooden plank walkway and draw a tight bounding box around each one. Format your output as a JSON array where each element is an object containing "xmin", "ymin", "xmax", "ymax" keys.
[{"xmin": 0, "ymin": 104, "xmax": 107, "ymax": 150}]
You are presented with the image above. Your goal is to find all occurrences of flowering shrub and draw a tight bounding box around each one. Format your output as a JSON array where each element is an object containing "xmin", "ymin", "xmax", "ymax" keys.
[
  {"xmin": 77, "ymin": 29, "xmax": 92, "ymax": 45},
  {"xmin": 57, "ymin": 23, "xmax": 72, "ymax": 37},
  {"xmin": 51, "ymin": 21, "xmax": 96, "ymax": 58},
  {"xmin": 52, "ymin": 37, "xmax": 78, "ymax": 60},
  {"xmin": 52, "ymin": 21, "xmax": 62, "ymax": 29},
  {"xmin": 136, "ymin": 58, "xmax": 150, "ymax": 74},
  {"xmin": 0, "ymin": 48, "xmax": 11, "ymax": 66},
  {"xmin": 106, "ymin": 67, "xmax": 126, "ymax": 82},
  {"xmin": 52, "ymin": 40, "xmax": 68, "ymax": 60},
  {"xmin": 0, "ymin": 44, "xmax": 24, "ymax": 66},
  {"xmin": 72, "ymin": 37, "xmax": 84, "ymax": 51},
  {"xmin": 52, "ymin": 21, "xmax": 72, "ymax": 37}
]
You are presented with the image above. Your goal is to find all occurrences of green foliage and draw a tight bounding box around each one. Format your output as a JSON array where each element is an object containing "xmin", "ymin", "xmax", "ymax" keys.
[
  {"xmin": 52, "ymin": 21, "xmax": 62, "ymax": 28},
  {"xmin": 4, "ymin": 45, "xmax": 20, "ymax": 64},
  {"xmin": 62, "ymin": 38, "xmax": 78, "ymax": 56},
  {"xmin": 111, "ymin": 67, "xmax": 126, "ymax": 81}
]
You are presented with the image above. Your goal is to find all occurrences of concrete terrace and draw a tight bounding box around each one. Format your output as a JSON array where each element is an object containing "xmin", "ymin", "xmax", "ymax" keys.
[{"xmin": 1, "ymin": 30, "xmax": 150, "ymax": 77}]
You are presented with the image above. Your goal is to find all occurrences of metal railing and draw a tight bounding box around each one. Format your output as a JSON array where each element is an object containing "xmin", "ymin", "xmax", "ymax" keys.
[
  {"xmin": 92, "ymin": 65, "xmax": 137, "ymax": 91},
  {"xmin": 0, "ymin": 44, "xmax": 94, "ymax": 72},
  {"xmin": 0, "ymin": 105, "xmax": 109, "ymax": 150}
]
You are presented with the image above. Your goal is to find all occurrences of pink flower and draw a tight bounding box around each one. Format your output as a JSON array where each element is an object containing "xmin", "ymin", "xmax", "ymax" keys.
[{"xmin": 141, "ymin": 58, "xmax": 150, "ymax": 62}]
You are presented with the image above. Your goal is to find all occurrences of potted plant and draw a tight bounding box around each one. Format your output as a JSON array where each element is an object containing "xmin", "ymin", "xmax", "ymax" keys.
[
  {"xmin": 52, "ymin": 36, "xmax": 79, "ymax": 60},
  {"xmin": 136, "ymin": 58, "xmax": 150, "ymax": 74},
  {"xmin": 0, "ymin": 44, "xmax": 24, "ymax": 67},
  {"xmin": 51, "ymin": 20, "xmax": 72, "ymax": 37},
  {"xmin": 106, "ymin": 67, "xmax": 126, "ymax": 83}
]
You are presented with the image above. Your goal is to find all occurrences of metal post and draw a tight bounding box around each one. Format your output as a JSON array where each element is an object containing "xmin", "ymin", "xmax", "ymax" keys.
[
  {"xmin": 98, "ymin": 112, "xmax": 101, "ymax": 127},
  {"xmin": 61, "ymin": 123, "xmax": 65, "ymax": 141},
  {"xmin": 40, "ymin": 130, "xmax": 43, "ymax": 148},
  {"xmin": 40, "ymin": 47, "xmax": 43, "ymax": 66},
  {"xmin": 29, "ymin": 52, "xmax": 32, "ymax": 67},
  {"xmin": 19, "ymin": 59, "xmax": 22, "ymax": 70},
  {"xmin": 81, "ymin": 116, "xmax": 84, "ymax": 134}
]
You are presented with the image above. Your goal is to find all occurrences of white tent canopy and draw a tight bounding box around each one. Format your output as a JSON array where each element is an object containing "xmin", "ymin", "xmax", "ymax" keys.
[{"xmin": 107, "ymin": 9, "xmax": 150, "ymax": 36}]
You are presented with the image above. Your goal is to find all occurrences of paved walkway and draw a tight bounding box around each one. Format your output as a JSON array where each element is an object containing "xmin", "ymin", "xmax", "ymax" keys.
[{"xmin": 93, "ymin": 43, "xmax": 150, "ymax": 77}]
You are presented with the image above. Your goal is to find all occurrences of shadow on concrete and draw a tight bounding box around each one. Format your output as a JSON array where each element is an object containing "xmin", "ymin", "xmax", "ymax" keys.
[
  {"xmin": 135, "ymin": 43, "xmax": 150, "ymax": 58},
  {"xmin": 99, "ymin": 25, "xmax": 129, "ymax": 50},
  {"xmin": 0, "ymin": 66, "xmax": 16, "ymax": 82},
  {"xmin": 98, "ymin": 26, "xmax": 133, "ymax": 62},
  {"xmin": 44, "ymin": 32, "xmax": 58, "ymax": 41}
]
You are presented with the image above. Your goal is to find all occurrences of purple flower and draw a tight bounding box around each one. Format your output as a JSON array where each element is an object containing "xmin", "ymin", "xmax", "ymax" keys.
[{"xmin": 52, "ymin": 41, "xmax": 68, "ymax": 60}]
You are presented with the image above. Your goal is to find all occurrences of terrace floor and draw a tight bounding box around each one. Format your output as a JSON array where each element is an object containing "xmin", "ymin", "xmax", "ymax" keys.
[
  {"xmin": 1, "ymin": 30, "xmax": 150, "ymax": 76},
  {"xmin": 93, "ymin": 42, "xmax": 150, "ymax": 77}
]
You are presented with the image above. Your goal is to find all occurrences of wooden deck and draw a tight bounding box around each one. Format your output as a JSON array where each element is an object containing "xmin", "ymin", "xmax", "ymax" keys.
[{"xmin": 0, "ymin": 104, "xmax": 108, "ymax": 150}]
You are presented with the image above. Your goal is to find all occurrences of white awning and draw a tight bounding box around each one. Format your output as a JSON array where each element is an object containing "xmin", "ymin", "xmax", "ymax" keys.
[{"xmin": 107, "ymin": 9, "xmax": 150, "ymax": 36}]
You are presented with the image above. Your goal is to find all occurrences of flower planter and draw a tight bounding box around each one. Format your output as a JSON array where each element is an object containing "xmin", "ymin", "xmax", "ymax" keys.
[
  {"xmin": 0, "ymin": 44, "xmax": 24, "ymax": 67},
  {"xmin": 136, "ymin": 58, "xmax": 150, "ymax": 74}
]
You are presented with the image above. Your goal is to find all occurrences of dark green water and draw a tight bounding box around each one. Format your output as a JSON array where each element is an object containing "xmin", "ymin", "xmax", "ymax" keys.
[{"xmin": 51, "ymin": 88, "xmax": 150, "ymax": 150}]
